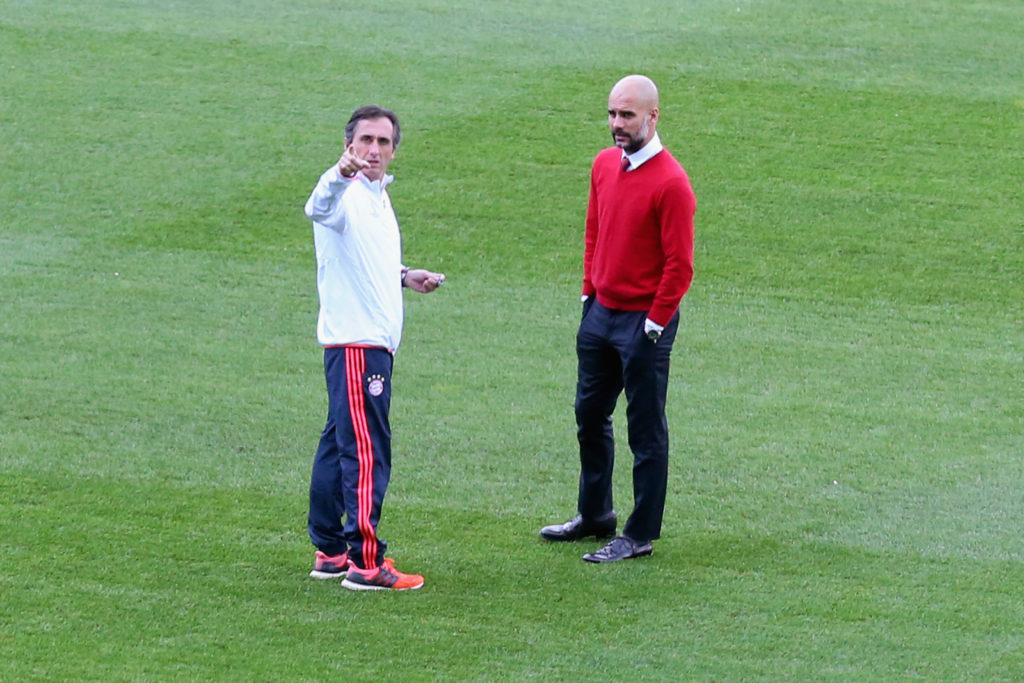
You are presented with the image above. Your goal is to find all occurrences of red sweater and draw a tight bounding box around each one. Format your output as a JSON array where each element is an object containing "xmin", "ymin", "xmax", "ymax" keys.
[{"xmin": 582, "ymin": 147, "xmax": 695, "ymax": 326}]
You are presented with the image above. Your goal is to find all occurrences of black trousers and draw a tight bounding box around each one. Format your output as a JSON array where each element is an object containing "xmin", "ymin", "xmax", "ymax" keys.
[{"xmin": 574, "ymin": 300, "xmax": 679, "ymax": 544}]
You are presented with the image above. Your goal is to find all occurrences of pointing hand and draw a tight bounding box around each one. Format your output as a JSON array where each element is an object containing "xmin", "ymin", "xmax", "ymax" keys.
[{"xmin": 337, "ymin": 144, "xmax": 370, "ymax": 178}]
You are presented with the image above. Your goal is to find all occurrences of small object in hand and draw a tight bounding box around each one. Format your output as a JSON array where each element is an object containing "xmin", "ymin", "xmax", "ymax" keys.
[
  {"xmin": 646, "ymin": 328, "xmax": 660, "ymax": 343},
  {"xmin": 435, "ymin": 275, "xmax": 445, "ymax": 287}
]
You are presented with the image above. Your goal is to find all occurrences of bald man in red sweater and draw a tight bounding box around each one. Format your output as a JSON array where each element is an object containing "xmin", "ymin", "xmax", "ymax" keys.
[{"xmin": 540, "ymin": 75, "xmax": 696, "ymax": 563}]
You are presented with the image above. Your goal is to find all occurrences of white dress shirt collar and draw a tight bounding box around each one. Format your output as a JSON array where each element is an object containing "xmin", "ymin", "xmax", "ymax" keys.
[{"xmin": 622, "ymin": 132, "xmax": 663, "ymax": 171}]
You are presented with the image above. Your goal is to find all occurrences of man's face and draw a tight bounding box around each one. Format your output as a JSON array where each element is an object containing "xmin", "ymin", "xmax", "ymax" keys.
[
  {"xmin": 348, "ymin": 117, "xmax": 396, "ymax": 181},
  {"xmin": 607, "ymin": 91, "xmax": 657, "ymax": 154}
]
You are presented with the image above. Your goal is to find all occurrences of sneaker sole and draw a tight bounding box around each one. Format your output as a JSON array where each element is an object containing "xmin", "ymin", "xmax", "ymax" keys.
[
  {"xmin": 539, "ymin": 531, "xmax": 616, "ymax": 542},
  {"xmin": 309, "ymin": 569, "xmax": 347, "ymax": 580},
  {"xmin": 340, "ymin": 578, "xmax": 423, "ymax": 591}
]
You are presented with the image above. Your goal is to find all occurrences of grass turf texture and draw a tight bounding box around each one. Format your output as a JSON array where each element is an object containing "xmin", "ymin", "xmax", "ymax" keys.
[{"xmin": 1, "ymin": 0, "xmax": 1022, "ymax": 679}]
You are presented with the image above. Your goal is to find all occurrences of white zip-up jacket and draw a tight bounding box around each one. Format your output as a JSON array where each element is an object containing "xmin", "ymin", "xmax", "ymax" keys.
[{"xmin": 304, "ymin": 164, "xmax": 404, "ymax": 351}]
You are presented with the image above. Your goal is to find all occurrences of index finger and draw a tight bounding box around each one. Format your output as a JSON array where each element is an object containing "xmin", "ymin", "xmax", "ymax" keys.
[{"xmin": 346, "ymin": 144, "xmax": 369, "ymax": 166}]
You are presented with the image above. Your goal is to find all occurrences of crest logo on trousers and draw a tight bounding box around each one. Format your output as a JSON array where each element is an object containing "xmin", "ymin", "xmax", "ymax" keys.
[{"xmin": 366, "ymin": 374, "xmax": 386, "ymax": 397}]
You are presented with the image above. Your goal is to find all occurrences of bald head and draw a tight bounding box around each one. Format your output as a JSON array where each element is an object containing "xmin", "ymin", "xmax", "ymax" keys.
[
  {"xmin": 607, "ymin": 74, "xmax": 660, "ymax": 153},
  {"xmin": 610, "ymin": 74, "xmax": 660, "ymax": 110}
]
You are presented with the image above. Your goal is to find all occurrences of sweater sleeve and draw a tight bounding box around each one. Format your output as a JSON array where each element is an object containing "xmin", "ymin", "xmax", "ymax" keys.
[
  {"xmin": 581, "ymin": 166, "xmax": 600, "ymax": 298},
  {"xmin": 647, "ymin": 175, "xmax": 695, "ymax": 326},
  {"xmin": 304, "ymin": 164, "xmax": 354, "ymax": 232}
]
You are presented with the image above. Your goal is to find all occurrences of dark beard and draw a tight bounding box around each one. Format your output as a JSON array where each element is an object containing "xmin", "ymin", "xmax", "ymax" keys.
[
  {"xmin": 611, "ymin": 119, "xmax": 649, "ymax": 154},
  {"xmin": 612, "ymin": 131, "xmax": 644, "ymax": 153}
]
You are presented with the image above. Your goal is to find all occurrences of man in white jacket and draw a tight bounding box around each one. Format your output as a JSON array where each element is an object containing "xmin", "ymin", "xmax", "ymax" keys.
[{"xmin": 304, "ymin": 105, "xmax": 444, "ymax": 591}]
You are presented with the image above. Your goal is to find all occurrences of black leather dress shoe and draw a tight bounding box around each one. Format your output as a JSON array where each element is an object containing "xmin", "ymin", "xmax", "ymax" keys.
[
  {"xmin": 582, "ymin": 535, "xmax": 653, "ymax": 563},
  {"xmin": 539, "ymin": 514, "xmax": 617, "ymax": 542}
]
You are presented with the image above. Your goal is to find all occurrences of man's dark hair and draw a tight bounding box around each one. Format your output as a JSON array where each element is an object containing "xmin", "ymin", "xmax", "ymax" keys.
[{"xmin": 344, "ymin": 105, "xmax": 401, "ymax": 148}]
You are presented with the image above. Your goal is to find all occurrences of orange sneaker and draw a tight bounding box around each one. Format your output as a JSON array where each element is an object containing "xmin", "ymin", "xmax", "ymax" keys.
[
  {"xmin": 309, "ymin": 550, "xmax": 348, "ymax": 580},
  {"xmin": 341, "ymin": 558, "xmax": 424, "ymax": 591}
]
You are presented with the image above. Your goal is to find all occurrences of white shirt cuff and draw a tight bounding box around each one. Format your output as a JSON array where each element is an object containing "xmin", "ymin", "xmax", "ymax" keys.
[{"xmin": 644, "ymin": 318, "xmax": 664, "ymax": 334}]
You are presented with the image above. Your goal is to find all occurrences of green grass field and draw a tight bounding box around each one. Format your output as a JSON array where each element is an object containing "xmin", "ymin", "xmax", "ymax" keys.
[{"xmin": 2, "ymin": 0, "xmax": 1022, "ymax": 679}]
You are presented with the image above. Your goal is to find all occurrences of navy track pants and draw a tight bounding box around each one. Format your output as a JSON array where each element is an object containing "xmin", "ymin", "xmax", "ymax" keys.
[{"xmin": 308, "ymin": 345, "xmax": 393, "ymax": 569}]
